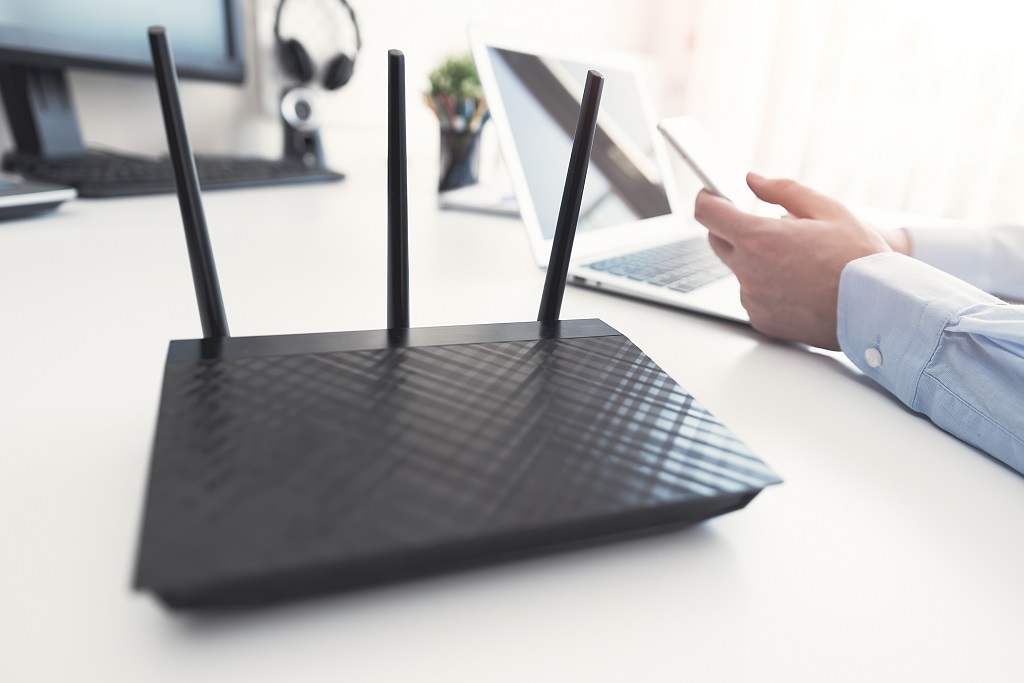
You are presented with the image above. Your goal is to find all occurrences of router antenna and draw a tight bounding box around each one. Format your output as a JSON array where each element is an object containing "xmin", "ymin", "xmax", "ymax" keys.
[
  {"xmin": 538, "ymin": 70, "xmax": 604, "ymax": 323},
  {"xmin": 387, "ymin": 49, "xmax": 410, "ymax": 330},
  {"xmin": 148, "ymin": 26, "xmax": 230, "ymax": 339}
]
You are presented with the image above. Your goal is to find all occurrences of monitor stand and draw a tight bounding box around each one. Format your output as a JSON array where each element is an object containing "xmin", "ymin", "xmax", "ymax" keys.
[{"xmin": 0, "ymin": 65, "xmax": 87, "ymax": 164}]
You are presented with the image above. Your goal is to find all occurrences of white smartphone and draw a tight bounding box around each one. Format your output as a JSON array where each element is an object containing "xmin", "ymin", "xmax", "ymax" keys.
[{"xmin": 657, "ymin": 115, "xmax": 781, "ymax": 217}]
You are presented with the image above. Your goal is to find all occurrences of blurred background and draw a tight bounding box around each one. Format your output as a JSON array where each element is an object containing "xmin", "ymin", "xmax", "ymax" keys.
[{"xmin": 4, "ymin": 0, "xmax": 1024, "ymax": 224}]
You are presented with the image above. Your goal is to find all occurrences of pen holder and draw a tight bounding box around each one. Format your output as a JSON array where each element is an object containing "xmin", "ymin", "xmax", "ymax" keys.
[{"xmin": 438, "ymin": 126, "xmax": 482, "ymax": 191}]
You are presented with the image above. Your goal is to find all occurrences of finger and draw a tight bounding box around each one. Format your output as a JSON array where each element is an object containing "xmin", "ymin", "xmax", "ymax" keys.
[
  {"xmin": 694, "ymin": 188, "xmax": 761, "ymax": 241},
  {"xmin": 746, "ymin": 172, "xmax": 846, "ymax": 220}
]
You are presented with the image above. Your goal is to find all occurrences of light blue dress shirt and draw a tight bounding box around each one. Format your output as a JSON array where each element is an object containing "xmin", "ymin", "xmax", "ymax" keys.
[{"xmin": 837, "ymin": 229, "xmax": 1024, "ymax": 474}]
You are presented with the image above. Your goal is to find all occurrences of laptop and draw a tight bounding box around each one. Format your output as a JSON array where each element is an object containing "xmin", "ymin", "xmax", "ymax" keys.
[{"xmin": 470, "ymin": 28, "xmax": 748, "ymax": 323}]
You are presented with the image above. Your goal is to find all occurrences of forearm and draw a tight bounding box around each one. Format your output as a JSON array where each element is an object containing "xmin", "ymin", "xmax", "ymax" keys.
[{"xmin": 837, "ymin": 253, "xmax": 1024, "ymax": 474}]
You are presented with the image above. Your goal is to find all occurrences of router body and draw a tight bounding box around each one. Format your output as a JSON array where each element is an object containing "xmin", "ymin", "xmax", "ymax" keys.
[{"xmin": 135, "ymin": 319, "xmax": 778, "ymax": 607}]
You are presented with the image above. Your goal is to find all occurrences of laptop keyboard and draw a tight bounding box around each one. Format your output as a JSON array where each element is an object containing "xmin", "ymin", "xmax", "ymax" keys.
[{"xmin": 584, "ymin": 237, "xmax": 731, "ymax": 293}]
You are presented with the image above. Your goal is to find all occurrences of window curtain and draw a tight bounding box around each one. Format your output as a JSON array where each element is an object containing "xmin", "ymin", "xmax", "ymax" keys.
[{"xmin": 642, "ymin": 0, "xmax": 1024, "ymax": 225}]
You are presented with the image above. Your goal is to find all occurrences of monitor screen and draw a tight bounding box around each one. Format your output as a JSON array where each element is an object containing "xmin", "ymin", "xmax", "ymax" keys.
[
  {"xmin": 0, "ymin": 0, "xmax": 244, "ymax": 161},
  {"xmin": 0, "ymin": 0, "xmax": 243, "ymax": 82}
]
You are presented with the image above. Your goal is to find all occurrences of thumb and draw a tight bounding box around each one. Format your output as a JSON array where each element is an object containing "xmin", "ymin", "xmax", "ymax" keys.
[{"xmin": 746, "ymin": 172, "xmax": 846, "ymax": 220}]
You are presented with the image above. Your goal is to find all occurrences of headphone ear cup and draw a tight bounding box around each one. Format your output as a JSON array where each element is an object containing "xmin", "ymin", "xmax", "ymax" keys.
[
  {"xmin": 278, "ymin": 38, "xmax": 315, "ymax": 83},
  {"xmin": 322, "ymin": 53, "xmax": 355, "ymax": 91}
]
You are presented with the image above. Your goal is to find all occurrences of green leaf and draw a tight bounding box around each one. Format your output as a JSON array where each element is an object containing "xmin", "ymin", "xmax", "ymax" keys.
[{"xmin": 428, "ymin": 55, "xmax": 482, "ymax": 99}]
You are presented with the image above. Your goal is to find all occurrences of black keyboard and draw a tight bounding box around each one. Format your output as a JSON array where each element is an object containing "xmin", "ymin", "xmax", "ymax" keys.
[
  {"xmin": 584, "ymin": 237, "xmax": 730, "ymax": 293},
  {"xmin": 5, "ymin": 151, "xmax": 344, "ymax": 198}
]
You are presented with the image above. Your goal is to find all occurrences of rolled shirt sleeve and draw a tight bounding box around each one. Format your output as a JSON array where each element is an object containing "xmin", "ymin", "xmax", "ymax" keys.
[{"xmin": 837, "ymin": 253, "xmax": 1024, "ymax": 474}]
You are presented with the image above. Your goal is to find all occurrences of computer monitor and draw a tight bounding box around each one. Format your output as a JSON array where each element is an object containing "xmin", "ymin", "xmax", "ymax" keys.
[{"xmin": 0, "ymin": 0, "xmax": 244, "ymax": 161}]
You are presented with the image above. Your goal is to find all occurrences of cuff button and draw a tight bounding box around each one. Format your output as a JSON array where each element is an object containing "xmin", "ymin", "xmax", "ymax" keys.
[{"xmin": 864, "ymin": 347, "xmax": 883, "ymax": 368}]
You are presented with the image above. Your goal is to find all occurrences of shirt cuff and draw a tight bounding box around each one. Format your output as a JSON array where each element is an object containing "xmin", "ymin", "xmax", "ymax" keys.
[{"xmin": 836, "ymin": 253, "xmax": 1003, "ymax": 407}]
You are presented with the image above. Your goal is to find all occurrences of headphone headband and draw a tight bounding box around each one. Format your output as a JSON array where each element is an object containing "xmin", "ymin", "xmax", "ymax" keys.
[
  {"xmin": 274, "ymin": 0, "xmax": 362, "ymax": 90},
  {"xmin": 274, "ymin": 0, "xmax": 362, "ymax": 51}
]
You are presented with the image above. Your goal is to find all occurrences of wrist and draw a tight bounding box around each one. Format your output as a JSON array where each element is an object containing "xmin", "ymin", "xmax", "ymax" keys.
[{"xmin": 883, "ymin": 228, "xmax": 912, "ymax": 256}]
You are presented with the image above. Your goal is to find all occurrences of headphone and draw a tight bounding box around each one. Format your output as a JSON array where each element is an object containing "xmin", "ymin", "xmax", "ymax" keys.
[{"xmin": 274, "ymin": 0, "xmax": 362, "ymax": 91}]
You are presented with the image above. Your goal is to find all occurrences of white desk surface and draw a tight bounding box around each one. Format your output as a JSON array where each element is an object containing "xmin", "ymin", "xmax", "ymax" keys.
[{"xmin": 2, "ymin": 152, "xmax": 1023, "ymax": 683}]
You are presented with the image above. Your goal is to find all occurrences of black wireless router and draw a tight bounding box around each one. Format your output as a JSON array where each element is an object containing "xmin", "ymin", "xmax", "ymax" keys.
[{"xmin": 134, "ymin": 28, "xmax": 781, "ymax": 609}]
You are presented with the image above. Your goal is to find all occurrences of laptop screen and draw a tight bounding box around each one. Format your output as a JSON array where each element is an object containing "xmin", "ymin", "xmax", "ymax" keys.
[{"xmin": 485, "ymin": 46, "xmax": 672, "ymax": 240}]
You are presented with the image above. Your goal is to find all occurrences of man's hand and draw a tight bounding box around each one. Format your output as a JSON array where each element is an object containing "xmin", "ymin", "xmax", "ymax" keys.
[{"xmin": 694, "ymin": 172, "xmax": 892, "ymax": 351}]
